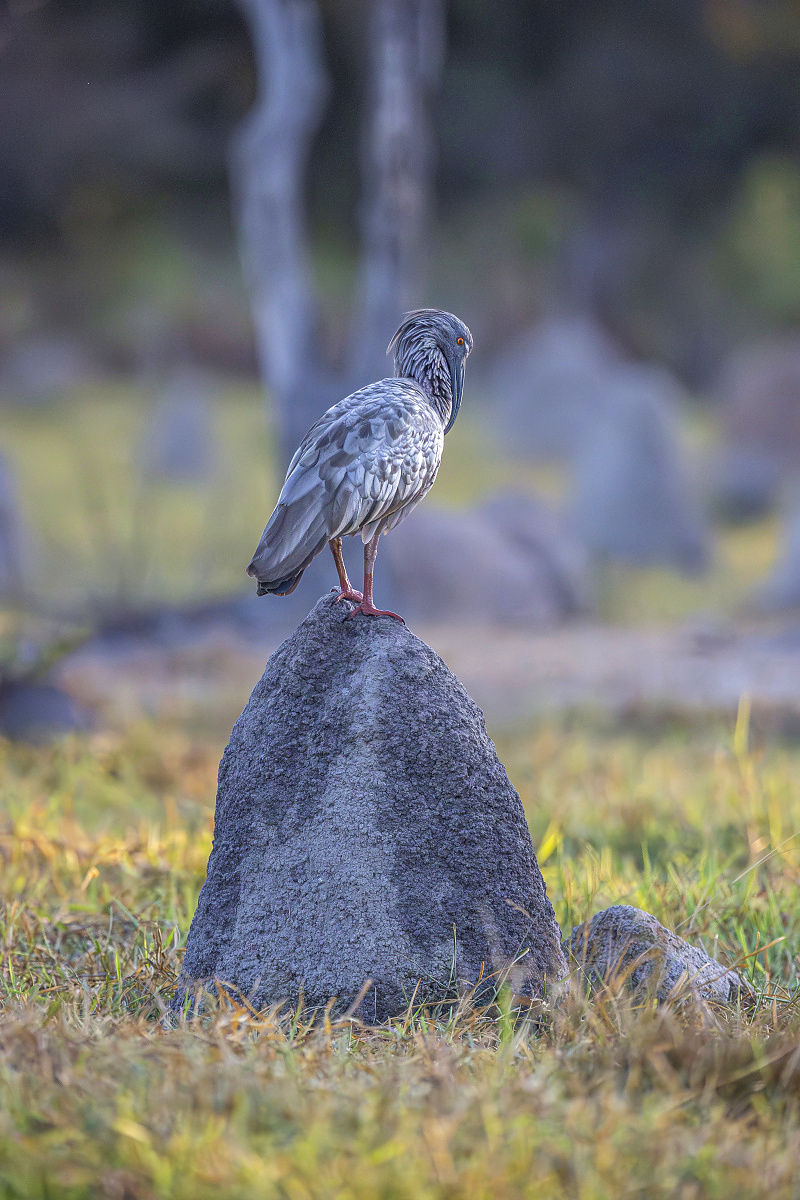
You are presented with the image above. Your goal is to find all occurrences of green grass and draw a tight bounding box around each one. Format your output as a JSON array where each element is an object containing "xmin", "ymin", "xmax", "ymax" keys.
[{"xmin": 0, "ymin": 713, "xmax": 798, "ymax": 1198}]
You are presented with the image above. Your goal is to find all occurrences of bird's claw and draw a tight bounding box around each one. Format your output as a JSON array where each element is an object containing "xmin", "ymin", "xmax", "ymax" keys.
[
  {"xmin": 333, "ymin": 587, "xmax": 364, "ymax": 604},
  {"xmin": 346, "ymin": 600, "xmax": 404, "ymax": 622}
]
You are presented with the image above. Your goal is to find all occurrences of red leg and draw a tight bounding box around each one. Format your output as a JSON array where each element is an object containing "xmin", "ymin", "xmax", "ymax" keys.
[
  {"xmin": 347, "ymin": 536, "xmax": 404, "ymax": 621},
  {"xmin": 329, "ymin": 538, "xmax": 363, "ymax": 604}
]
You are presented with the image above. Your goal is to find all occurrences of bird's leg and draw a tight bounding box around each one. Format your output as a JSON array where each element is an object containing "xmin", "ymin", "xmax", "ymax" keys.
[
  {"xmin": 347, "ymin": 535, "xmax": 404, "ymax": 621},
  {"xmin": 329, "ymin": 538, "xmax": 363, "ymax": 603}
]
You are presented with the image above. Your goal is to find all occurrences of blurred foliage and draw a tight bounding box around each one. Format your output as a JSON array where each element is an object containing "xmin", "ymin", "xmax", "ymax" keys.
[
  {"xmin": 705, "ymin": 0, "xmax": 800, "ymax": 59},
  {"xmin": 4, "ymin": 0, "xmax": 800, "ymax": 375},
  {"xmin": 718, "ymin": 156, "xmax": 800, "ymax": 324},
  {"xmin": 0, "ymin": 715, "xmax": 798, "ymax": 1194}
]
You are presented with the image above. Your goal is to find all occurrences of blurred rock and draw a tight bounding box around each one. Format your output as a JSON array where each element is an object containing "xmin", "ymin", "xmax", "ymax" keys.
[
  {"xmin": 488, "ymin": 318, "xmax": 708, "ymax": 571},
  {"xmin": 716, "ymin": 335, "xmax": 800, "ymax": 476},
  {"xmin": 709, "ymin": 446, "xmax": 780, "ymax": 523},
  {"xmin": 754, "ymin": 503, "xmax": 800, "ymax": 612},
  {"xmin": 0, "ymin": 337, "xmax": 98, "ymax": 404},
  {"xmin": 0, "ymin": 680, "xmax": 92, "ymax": 743},
  {"xmin": 570, "ymin": 365, "xmax": 709, "ymax": 571},
  {"xmin": 81, "ymin": 591, "xmax": 292, "ymax": 654},
  {"xmin": 681, "ymin": 612, "xmax": 736, "ymax": 656},
  {"xmin": 478, "ymin": 489, "xmax": 593, "ymax": 616},
  {"xmin": 0, "ymin": 454, "xmax": 28, "ymax": 600},
  {"xmin": 176, "ymin": 593, "xmax": 566, "ymax": 1018},
  {"xmin": 567, "ymin": 905, "xmax": 749, "ymax": 1006},
  {"xmin": 488, "ymin": 315, "xmax": 620, "ymax": 458},
  {"xmin": 380, "ymin": 490, "xmax": 591, "ymax": 627},
  {"xmin": 140, "ymin": 368, "xmax": 217, "ymax": 483},
  {"xmin": 716, "ymin": 337, "xmax": 800, "ymax": 594}
]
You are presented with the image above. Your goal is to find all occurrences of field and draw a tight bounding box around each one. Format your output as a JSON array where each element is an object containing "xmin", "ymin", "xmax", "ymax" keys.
[
  {"xmin": 0, "ymin": 392, "xmax": 799, "ymax": 1197},
  {"xmin": 0, "ymin": 710, "xmax": 797, "ymax": 1199}
]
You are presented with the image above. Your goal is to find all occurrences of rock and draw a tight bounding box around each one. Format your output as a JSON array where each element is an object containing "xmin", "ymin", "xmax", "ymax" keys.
[
  {"xmin": 0, "ymin": 337, "xmax": 98, "ymax": 404},
  {"xmin": 0, "ymin": 680, "xmax": 92, "ymax": 743},
  {"xmin": 177, "ymin": 593, "xmax": 566, "ymax": 1019},
  {"xmin": 754, "ymin": 503, "xmax": 800, "ymax": 612},
  {"xmin": 140, "ymin": 367, "xmax": 217, "ymax": 483},
  {"xmin": 716, "ymin": 335, "xmax": 800, "ymax": 476},
  {"xmin": 566, "ymin": 905, "xmax": 749, "ymax": 1006},
  {"xmin": 479, "ymin": 489, "xmax": 593, "ymax": 617},
  {"xmin": 0, "ymin": 454, "xmax": 28, "ymax": 599},
  {"xmin": 570, "ymin": 365, "xmax": 709, "ymax": 571},
  {"xmin": 488, "ymin": 318, "xmax": 709, "ymax": 571},
  {"xmin": 488, "ymin": 315, "xmax": 620, "ymax": 458},
  {"xmin": 379, "ymin": 494, "xmax": 590, "ymax": 628},
  {"xmin": 708, "ymin": 446, "xmax": 780, "ymax": 523}
]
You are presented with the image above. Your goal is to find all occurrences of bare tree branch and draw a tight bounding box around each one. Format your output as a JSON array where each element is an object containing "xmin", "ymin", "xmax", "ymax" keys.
[
  {"xmin": 232, "ymin": 0, "xmax": 329, "ymax": 462},
  {"xmin": 349, "ymin": 0, "xmax": 445, "ymax": 382}
]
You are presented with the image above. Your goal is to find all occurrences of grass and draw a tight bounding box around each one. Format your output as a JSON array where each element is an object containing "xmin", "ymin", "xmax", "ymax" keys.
[{"xmin": 0, "ymin": 710, "xmax": 798, "ymax": 1197}]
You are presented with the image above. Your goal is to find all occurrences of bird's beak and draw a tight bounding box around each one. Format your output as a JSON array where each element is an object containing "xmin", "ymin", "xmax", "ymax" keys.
[{"xmin": 445, "ymin": 357, "xmax": 465, "ymax": 434}]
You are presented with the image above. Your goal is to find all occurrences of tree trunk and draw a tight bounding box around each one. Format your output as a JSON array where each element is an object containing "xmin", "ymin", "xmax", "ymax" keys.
[
  {"xmin": 233, "ymin": 0, "xmax": 443, "ymax": 469},
  {"xmin": 349, "ymin": 0, "xmax": 444, "ymax": 383},
  {"xmin": 232, "ymin": 0, "xmax": 329, "ymax": 465}
]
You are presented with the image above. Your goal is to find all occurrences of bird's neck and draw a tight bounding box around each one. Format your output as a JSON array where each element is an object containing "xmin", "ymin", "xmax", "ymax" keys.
[{"xmin": 395, "ymin": 346, "xmax": 452, "ymax": 428}]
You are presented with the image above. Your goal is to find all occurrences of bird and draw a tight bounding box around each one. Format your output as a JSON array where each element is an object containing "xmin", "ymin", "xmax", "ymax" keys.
[{"xmin": 247, "ymin": 308, "xmax": 473, "ymax": 620}]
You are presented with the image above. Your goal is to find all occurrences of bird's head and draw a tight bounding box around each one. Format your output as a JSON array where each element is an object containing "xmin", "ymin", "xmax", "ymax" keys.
[{"xmin": 387, "ymin": 309, "xmax": 472, "ymax": 433}]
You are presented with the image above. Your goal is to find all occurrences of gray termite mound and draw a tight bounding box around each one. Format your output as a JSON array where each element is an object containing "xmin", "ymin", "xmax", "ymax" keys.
[{"xmin": 177, "ymin": 593, "xmax": 566, "ymax": 1019}]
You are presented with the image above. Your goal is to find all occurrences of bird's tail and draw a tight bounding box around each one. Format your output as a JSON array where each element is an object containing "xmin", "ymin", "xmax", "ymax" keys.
[
  {"xmin": 254, "ymin": 571, "xmax": 305, "ymax": 597},
  {"xmin": 247, "ymin": 492, "xmax": 329, "ymax": 597}
]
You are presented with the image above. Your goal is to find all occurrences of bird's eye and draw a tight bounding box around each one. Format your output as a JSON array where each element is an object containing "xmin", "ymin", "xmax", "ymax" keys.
[{"xmin": 457, "ymin": 337, "xmax": 464, "ymax": 345}]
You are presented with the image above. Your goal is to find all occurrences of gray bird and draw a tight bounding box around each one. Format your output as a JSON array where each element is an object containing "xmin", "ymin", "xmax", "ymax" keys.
[{"xmin": 247, "ymin": 308, "xmax": 473, "ymax": 619}]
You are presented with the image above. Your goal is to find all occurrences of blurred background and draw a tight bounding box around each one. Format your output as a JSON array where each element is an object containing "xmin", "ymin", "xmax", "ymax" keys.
[{"xmin": 5, "ymin": 0, "xmax": 800, "ymax": 739}]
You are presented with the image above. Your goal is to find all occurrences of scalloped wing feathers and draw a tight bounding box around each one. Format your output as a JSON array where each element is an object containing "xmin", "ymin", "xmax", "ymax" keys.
[{"xmin": 247, "ymin": 379, "xmax": 444, "ymax": 589}]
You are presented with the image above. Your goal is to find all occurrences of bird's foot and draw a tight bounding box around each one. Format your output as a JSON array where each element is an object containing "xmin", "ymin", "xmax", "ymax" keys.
[
  {"xmin": 346, "ymin": 599, "xmax": 404, "ymax": 622},
  {"xmin": 331, "ymin": 586, "xmax": 364, "ymax": 604}
]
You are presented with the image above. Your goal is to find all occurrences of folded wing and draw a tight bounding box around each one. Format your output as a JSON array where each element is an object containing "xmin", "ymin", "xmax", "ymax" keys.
[{"xmin": 247, "ymin": 382, "xmax": 443, "ymax": 593}]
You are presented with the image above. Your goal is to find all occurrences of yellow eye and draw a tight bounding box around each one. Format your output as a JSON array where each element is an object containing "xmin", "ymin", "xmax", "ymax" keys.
[{"xmin": 457, "ymin": 337, "xmax": 464, "ymax": 345}]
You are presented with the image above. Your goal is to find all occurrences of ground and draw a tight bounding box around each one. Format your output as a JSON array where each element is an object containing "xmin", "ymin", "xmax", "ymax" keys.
[{"xmin": 0, "ymin": 390, "xmax": 799, "ymax": 1197}]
